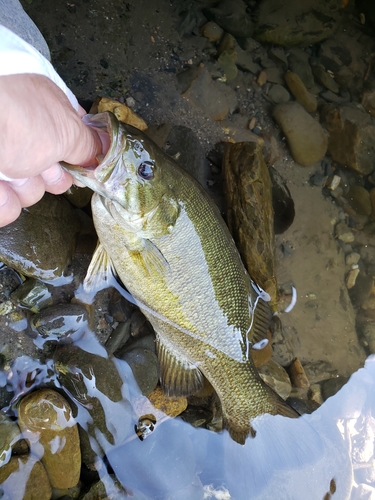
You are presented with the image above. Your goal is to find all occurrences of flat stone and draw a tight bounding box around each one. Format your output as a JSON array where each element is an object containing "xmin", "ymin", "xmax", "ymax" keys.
[
  {"xmin": 318, "ymin": 38, "xmax": 352, "ymax": 73},
  {"xmin": 287, "ymin": 48, "xmax": 315, "ymax": 88},
  {"xmin": 268, "ymin": 46, "xmax": 288, "ymax": 71},
  {"xmin": 335, "ymin": 221, "xmax": 354, "ymax": 242},
  {"xmin": 321, "ymin": 103, "xmax": 375, "ymax": 175},
  {"xmin": 254, "ymin": 0, "xmax": 340, "ymax": 47},
  {"xmin": 287, "ymin": 358, "xmax": 310, "ymax": 389},
  {"xmin": 121, "ymin": 347, "xmax": 159, "ymax": 396},
  {"xmin": 18, "ymin": 388, "xmax": 81, "ymax": 489},
  {"xmin": 312, "ymin": 66, "xmax": 340, "ymax": 93},
  {"xmin": 182, "ymin": 66, "xmax": 236, "ymax": 121},
  {"xmin": 258, "ymin": 359, "xmax": 292, "ymax": 400},
  {"xmin": 284, "ymin": 71, "xmax": 317, "ymax": 112},
  {"xmin": 265, "ymin": 67, "xmax": 285, "ymax": 85},
  {"xmin": 273, "ymin": 101, "xmax": 328, "ymax": 165}
]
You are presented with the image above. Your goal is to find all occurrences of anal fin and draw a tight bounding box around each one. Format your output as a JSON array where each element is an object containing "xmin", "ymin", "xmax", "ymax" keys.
[{"xmin": 156, "ymin": 339, "xmax": 204, "ymax": 397}]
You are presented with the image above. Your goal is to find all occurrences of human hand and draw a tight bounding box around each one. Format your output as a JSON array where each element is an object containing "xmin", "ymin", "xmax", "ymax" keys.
[{"xmin": 0, "ymin": 73, "xmax": 106, "ymax": 226}]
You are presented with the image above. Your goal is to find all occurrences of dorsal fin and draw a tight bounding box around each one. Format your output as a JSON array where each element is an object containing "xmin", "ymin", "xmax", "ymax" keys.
[{"xmin": 156, "ymin": 339, "xmax": 204, "ymax": 397}]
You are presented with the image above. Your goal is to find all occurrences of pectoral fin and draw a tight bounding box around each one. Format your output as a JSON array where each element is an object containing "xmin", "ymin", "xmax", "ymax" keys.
[
  {"xmin": 156, "ymin": 339, "xmax": 204, "ymax": 397},
  {"xmin": 130, "ymin": 239, "xmax": 169, "ymax": 279},
  {"xmin": 84, "ymin": 242, "xmax": 116, "ymax": 293}
]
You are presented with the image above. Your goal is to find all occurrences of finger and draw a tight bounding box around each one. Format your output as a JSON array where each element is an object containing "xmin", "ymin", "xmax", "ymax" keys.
[
  {"xmin": 0, "ymin": 182, "xmax": 22, "ymax": 227},
  {"xmin": 41, "ymin": 164, "xmax": 73, "ymax": 194},
  {"xmin": 8, "ymin": 177, "xmax": 45, "ymax": 208}
]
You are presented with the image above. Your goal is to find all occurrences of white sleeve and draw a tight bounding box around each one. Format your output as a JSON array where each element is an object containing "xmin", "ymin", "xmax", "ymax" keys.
[{"xmin": 0, "ymin": 25, "xmax": 78, "ymax": 111}]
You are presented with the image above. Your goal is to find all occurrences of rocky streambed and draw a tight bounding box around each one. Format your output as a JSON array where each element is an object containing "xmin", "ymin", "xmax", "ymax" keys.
[{"xmin": 1, "ymin": 0, "xmax": 375, "ymax": 497}]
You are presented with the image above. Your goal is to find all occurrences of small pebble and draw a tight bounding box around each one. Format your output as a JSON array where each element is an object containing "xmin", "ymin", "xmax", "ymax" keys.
[
  {"xmin": 346, "ymin": 267, "xmax": 360, "ymax": 289},
  {"xmin": 345, "ymin": 252, "xmax": 360, "ymax": 266},
  {"xmin": 257, "ymin": 70, "xmax": 267, "ymax": 87}
]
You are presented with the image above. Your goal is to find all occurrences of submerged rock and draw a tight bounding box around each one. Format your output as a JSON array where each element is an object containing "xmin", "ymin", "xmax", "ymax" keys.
[
  {"xmin": 258, "ymin": 359, "xmax": 292, "ymax": 400},
  {"xmin": 120, "ymin": 347, "xmax": 159, "ymax": 396},
  {"xmin": 273, "ymin": 102, "xmax": 328, "ymax": 165},
  {"xmin": 11, "ymin": 278, "xmax": 52, "ymax": 313},
  {"xmin": 0, "ymin": 414, "xmax": 22, "ymax": 466},
  {"xmin": 0, "ymin": 455, "xmax": 52, "ymax": 500},
  {"xmin": 18, "ymin": 388, "xmax": 81, "ymax": 489},
  {"xmin": 254, "ymin": 0, "xmax": 340, "ymax": 47},
  {"xmin": 224, "ymin": 142, "xmax": 278, "ymax": 307},
  {"xmin": 284, "ymin": 71, "xmax": 317, "ymax": 113},
  {"xmin": 202, "ymin": 0, "xmax": 254, "ymax": 38},
  {"xmin": 0, "ymin": 194, "xmax": 79, "ymax": 281},
  {"xmin": 321, "ymin": 103, "xmax": 375, "ymax": 175}
]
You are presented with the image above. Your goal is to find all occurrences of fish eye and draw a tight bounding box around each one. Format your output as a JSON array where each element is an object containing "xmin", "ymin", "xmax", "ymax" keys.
[{"xmin": 138, "ymin": 161, "xmax": 154, "ymax": 180}]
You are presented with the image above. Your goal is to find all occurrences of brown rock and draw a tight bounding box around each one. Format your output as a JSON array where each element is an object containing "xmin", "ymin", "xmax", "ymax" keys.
[
  {"xmin": 287, "ymin": 358, "xmax": 310, "ymax": 389},
  {"xmin": 224, "ymin": 142, "xmax": 278, "ymax": 307},
  {"xmin": 312, "ymin": 66, "xmax": 339, "ymax": 93},
  {"xmin": 200, "ymin": 21, "xmax": 223, "ymax": 42},
  {"xmin": 18, "ymin": 388, "xmax": 81, "ymax": 489},
  {"xmin": 251, "ymin": 330, "xmax": 273, "ymax": 367},
  {"xmin": 258, "ymin": 359, "xmax": 292, "ymax": 400},
  {"xmin": 0, "ymin": 455, "xmax": 52, "ymax": 500},
  {"xmin": 257, "ymin": 70, "xmax": 267, "ymax": 87},
  {"xmin": 148, "ymin": 386, "xmax": 188, "ymax": 417},
  {"xmin": 321, "ymin": 103, "xmax": 375, "ymax": 175},
  {"xmin": 273, "ymin": 102, "xmax": 328, "ymax": 166},
  {"xmin": 344, "ymin": 185, "xmax": 372, "ymax": 216},
  {"xmin": 220, "ymin": 120, "xmax": 263, "ymax": 144},
  {"xmin": 90, "ymin": 96, "xmax": 147, "ymax": 130},
  {"xmin": 284, "ymin": 71, "xmax": 317, "ymax": 112}
]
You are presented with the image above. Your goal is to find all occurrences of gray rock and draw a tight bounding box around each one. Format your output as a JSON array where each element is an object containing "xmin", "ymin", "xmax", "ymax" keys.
[
  {"xmin": 0, "ymin": 414, "xmax": 21, "ymax": 466},
  {"xmin": 344, "ymin": 186, "xmax": 372, "ymax": 216},
  {"xmin": 265, "ymin": 67, "xmax": 285, "ymax": 85},
  {"xmin": 268, "ymin": 46, "xmax": 288, "ymax": 71},
  {"xmin": 318, "ymin": 39, "xmax": 352, "ymax": 73},
  {"xmin": 254, "ymin": 0, "xmax": 340, "ymax": 47},
  {"xmin": 312, "ymin": 66, "xmax": 340, "ymax": 93},
  {"xmin": 202, "ymin": 0, "xmax": 254, "ymax": 38},
  {"xmin": 303, "ymin": 361, "xmax": 338, "ymax": 385},
  {"xmin": 287, "ymin": 48, "xmax": 315, "ymax": 89},
  {"xmin": 320, "ymin": 90, "xmax": 348, "ymax": 104},
  {"xmin": 320, "ymin": 376, "xmax": 348, "ymax": 401},
  {"xmin": 273, "ymin": 101, "xmax": 328, "ymax": 165},
  {"xmin": 268, "ymin": 84, "xmax": 290, "ymax": 104},
  {"xmin": 121, "ymin": 347, "xmax": 159, "ymax": 396}
]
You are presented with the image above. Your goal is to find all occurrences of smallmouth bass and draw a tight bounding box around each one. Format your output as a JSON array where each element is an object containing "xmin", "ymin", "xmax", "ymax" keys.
[{"xmin": 63, "ymin": 112, "xmax": 297, "ymax": 444}]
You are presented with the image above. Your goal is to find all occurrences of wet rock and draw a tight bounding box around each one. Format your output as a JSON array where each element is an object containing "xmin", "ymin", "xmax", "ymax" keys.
[
  {"xmin": 361, "ymin": 321, "xmax": 375, "ymax": 353},
  {"xmin": 284, "ymin": 71, "xmax": 317, "ymax": 113},
  {"xmin": 348, "ymin": 272, "xmax": 373, "ymax": 308},
  {"xmin": 90, "ymin": 96, "xmax": 147, "ymax": 131},
  {"xmin": 257, "ymin": 70, "xmax": 267, "ymax": 87},
  {"xmin": 321, "ymin": 103, "xmax": 375, "ymax": 176},
  {"xmin": 344, "ymin": 185, "xmax": 372, "ymax": 216},
  {"xmin": 199, "ymin": 21, "xmax": 223, "ymax": 42},
  {"xmin": 318, "ymin": 39, "xmax": 352, "ymax": 73},
  {"xmin": 224, "ymin": 142, "xmax": 278, "ymax": 306},
  {"xmin": 105, "ymin": 319, "xmax": 131, "ymax": 354},
  {"xmin": 220, "ymin": 120, "xmax": 263, "ymax": 144},
  {"xmin": 0, "ymin": 414, "xmax": 22, "ymax": 466},
  {"xmin": 63, "ymin": 185, "xmax": 93, "ymax": 208},
  {"xmin": 258, "ymin": 359, "xmax": 292, "ymax": 400},
  {"xmin": 273, "ymin": 102, "xmax": 328, "ymax": 166},
  {"xmin": 181, "ymin": 66, "xmax": 236, "ymax": 120},
  {"xmin": 80, "ymin": 475, "xmax": 134, "ymax": 500},
  {"xmin": 30, "ymin": 302, "xmax": 89, "ymax": 343},
  {"xmin": 287, "ymin": 48, "xmax": 315, "ymax": 89},
  {"xmin": 148, "ymin": 386, "xmax": 188, "ymax": 417},
  {"xmin": 0, "ymin": 194, "xmax": 79, "ymax": 281},
  {"xmin": 11, "ymin": 278, "xmax": 53, "ymax": 313},
  {"xmin": 217, "ymin": 33, "xmax": 260, "ymax": 74},
  {"xmin": 0, "ymin": 455, "xmax": 52, "ymax": 500},
  {"xmin": 335, "ymin": 221, "xmax": 354, "ymax": 243},
  {"xmin": 254, "ymin": 0, "xmax": 340, "ymax": 47},
  {"xmin": 346, "ymin": 267, "xmax": 360, "ymax": 290},
  {"xmin": 18, "ymin": 388, "xmax": 81, "ymax": 489},
  {"xmin": 362, "ymin": 88, "xmax": 375, "ymax": 118},
  {"xmin": 287, "ymin": 358, "xmax": 310, "ymax": 389},
  {"xmin": 269, "ymin": 167, "xmax": 295, "ymax": 235},
  {"xmin": 217, "ymin": 51, "xmax": 238, "ymax": 81},
  {"xmin": 320, "ymin": 89, "xmax": 348, "ymax": 104},
  {"xmin": 146, "ymin": 124, "xmax": 210, "ymax": 190},
  {"xmin": 346, "ymin": 252, "xmax": 360, "ymax": 266},
  {"xmin": 53, "ymin": 344, "xmax": 132, "ymax": 466},
  {"xmin": 303, "ymin": 361, "xmax": 338, "ymax": 385},
  {"xmin": 202, "ymin": 0, "xmax": 254, "ymax": 38},
  {"xmin": 320, "ymin": 375, "xmax": 348, "ymax": 400},
  {"xmin": 312, "ymin": 66, "xmax": 339, "ymax": 93},
  {"xmin": 120, "ymin": 347, "xmax": 159, "ymax": 396},
  {"xmin": 268, "ymin": 84, "xmax": 290, "ymax": 104},
  {"xmin": 264, "ymin": 67, "xmax": 285, "ymax": 85},
  {"xmin": 268, "ymin": 46, "xmax": 288, "ymax": 71}
]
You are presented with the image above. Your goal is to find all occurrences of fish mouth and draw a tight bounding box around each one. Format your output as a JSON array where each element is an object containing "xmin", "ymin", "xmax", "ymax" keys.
[{"xmin": 61, "ymin": 111, "xmax": 128, "ymax": 202}]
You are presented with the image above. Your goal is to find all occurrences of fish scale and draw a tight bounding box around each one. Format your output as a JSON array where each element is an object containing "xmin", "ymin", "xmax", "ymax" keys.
[{"xmin": 62, "ymin": 111, "xmax": 298, "ymax": 444}]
